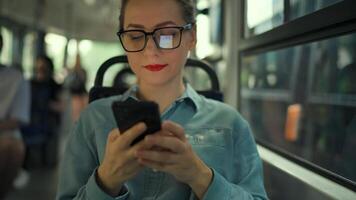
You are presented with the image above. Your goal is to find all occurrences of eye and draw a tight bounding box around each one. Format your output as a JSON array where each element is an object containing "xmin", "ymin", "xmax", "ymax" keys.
[{"xmin": 126, "ymin": 32, "xmax": 145, "ymax": 40}]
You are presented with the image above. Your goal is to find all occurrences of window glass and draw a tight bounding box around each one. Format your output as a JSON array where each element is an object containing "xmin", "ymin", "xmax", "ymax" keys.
[
  {"xmin": 240, "ymin": 32, "xmax": 356, "ymax": 182},
  {"xmin": 290, "ymin": 0, "xmax": 343, "ymax": 20},
  {"xmin": 22, "ymin": 32, "xmax": 36, "ymax": 79},
  {"xmin": 196, "ymin": 0, "xmax": 223, "ymax": 59},
  {"xmin": 309, "ymin": 34, "xmax": 356, "ymax": 95},
  {"xmin": 76, "ymin": 40, "xmax": 124, "ymax": 89},
  {"xmin": 0, "ymin": 27, "xmax": 13, "ymax": 66},
  {"xmin": 245, "ymin": 0, "xmax": 284, "ymax": 37},
  {"xmin": 66, "ymin": 39, "xmax": 78, "ymax": 68},
  {"xmin": 45, "ymin": 33, "xmax": 68, "ymax": 81},
  {"xmin": 245, "ymin": 0, "xmax": 343, "ymax": 38},
  {"xmin": 241, "ymin": 48, "xmax": 295, "ymax": 90}
]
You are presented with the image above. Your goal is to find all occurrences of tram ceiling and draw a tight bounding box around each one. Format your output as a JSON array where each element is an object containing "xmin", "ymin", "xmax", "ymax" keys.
[{"xmin": 0, "ymin": 0, "xmax": 121, "ymax": 42}]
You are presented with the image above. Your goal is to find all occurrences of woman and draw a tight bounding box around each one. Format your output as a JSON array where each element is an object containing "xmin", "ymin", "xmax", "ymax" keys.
[{"xmin": 57, "ymin": 0, "xmax": 268, "ymax": 199}]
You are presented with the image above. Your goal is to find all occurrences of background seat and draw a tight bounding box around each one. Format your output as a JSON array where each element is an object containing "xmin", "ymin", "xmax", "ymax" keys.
[{"xmin": 89, "ymin": 55, "xmax": 223, "ymax": 103}]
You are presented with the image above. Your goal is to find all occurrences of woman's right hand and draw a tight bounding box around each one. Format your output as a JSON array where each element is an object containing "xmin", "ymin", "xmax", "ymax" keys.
[{"xmin": 97, "ymin": 122, "xmax": 147, "ymax": 196}]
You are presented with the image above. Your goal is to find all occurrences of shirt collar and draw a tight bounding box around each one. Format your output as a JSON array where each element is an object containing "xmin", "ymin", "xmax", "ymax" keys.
[
  {"xmin": 121, "ymin": 85, "xmax": 139, "ymax": 101},
  {"xmin": 121, "ymin": 83, "xmax": 202, "ymax": 111},
  {"xmin": 176, "ymin": 83, "xmax": 201, "ymax": 111}
]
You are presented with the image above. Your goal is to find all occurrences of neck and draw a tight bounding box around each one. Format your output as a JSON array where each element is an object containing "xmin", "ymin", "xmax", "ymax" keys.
[{"xmin": 137, "ymin": 80, "xmax": 185, "ymax": 114}]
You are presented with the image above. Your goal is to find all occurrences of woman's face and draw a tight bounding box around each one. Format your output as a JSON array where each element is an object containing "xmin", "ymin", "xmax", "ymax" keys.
[{"xmin": 123, "ymin": 0, "xmax": 196, "ymax": 88}]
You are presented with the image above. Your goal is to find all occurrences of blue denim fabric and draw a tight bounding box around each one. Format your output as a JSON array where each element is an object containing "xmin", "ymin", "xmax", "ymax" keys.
[{"xmin": 56, "ymin": 84, "xmax": 268, "ymax": 200}]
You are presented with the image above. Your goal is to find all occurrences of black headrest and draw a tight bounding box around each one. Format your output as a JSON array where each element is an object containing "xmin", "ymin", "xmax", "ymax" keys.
[{"xmin": 89, "ymin": 55, "xmax": 223, "ymax": 103}]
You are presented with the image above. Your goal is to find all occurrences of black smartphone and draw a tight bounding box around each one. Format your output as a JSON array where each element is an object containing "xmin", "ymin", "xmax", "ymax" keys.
[{"xmin": 112, "ymin": 98, "xmax": 161, "ymax": 146}]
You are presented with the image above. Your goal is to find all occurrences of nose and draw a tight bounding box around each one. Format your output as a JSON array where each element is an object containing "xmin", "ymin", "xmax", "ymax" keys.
[{"xmin": 143, "ymin": 35, "xmax": 159, "ymax": 56}]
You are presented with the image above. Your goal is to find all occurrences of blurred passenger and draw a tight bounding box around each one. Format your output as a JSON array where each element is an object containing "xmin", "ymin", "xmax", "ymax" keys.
[
  {"xmin": 0, "ymin": 33, "xmax": 30, "ymax": 200},
  {"xmin": 21, "ymin": 55, "xmax": 63, "ymax": 168},
  {"xmin": 66, "ymin": 53, "xmax": 88, "ymax": 122}
]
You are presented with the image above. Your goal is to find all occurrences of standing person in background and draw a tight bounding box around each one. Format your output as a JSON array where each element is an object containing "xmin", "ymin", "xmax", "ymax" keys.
[
  {"xmin": 67, "ymin": 53, "xmax": 88, "ymax": 122},
  {"xmin": 21, "ymin": 55, "xmax": 63, "ymax": 168},
  {"xmin": 0, "ymin": 32, "xmax": 30, "ymax": 200},
  {"xmin": 57, "ymin": 0, "xmax": 268, "ymax": 199}
]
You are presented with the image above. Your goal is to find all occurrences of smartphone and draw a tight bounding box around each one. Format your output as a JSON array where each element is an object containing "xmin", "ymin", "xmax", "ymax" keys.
[{"xmin": 112, "ymin": 98, "xmax": 161, "ymax": 146}]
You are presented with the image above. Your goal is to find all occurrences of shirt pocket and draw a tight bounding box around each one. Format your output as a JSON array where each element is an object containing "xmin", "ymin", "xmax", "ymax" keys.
[{"xmin": 185, "ymin": 127, "xmax": 233, "ymax": 175}]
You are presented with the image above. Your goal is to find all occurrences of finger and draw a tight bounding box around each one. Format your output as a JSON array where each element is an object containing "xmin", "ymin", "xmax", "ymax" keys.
[
  {"xmin": 119, "ymin": 122, "xmax": 147, "ymax": 148},
  {"xmin": 156, "ymin": 129, "xmax": 174, "ymax": 137},
  {"xmin": 129, "ymin": 140, "xmax": 150, "ymax": 159},
  {"xmin": 132, "ymin": 129, "xmax": 176, "ymax": 152},
  {"xmin": 136, "ymin": 149, "xmax": 178, "ymax": 164},
  {"xmin": 144, "ymin": 134, "xmax": 185, "ymax": 153},
  {"xmin": 107, "ymin": 128, "xmax": 120, "ymax": 143},
  {"xmin": 162, "ymin": 121, "xmax": 186, "ymax": 141}
]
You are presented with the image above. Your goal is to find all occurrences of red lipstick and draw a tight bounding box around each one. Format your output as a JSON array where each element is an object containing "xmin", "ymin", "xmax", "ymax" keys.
[{"xmin": 144, "ymin": 64, "xmax": 168, "ymax": 72}]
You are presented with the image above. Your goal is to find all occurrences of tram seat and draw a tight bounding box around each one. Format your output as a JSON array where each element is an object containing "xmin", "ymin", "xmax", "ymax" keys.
[{"xmin": 89, "ymin": 55, "xmax": 223, "ymax": 103}]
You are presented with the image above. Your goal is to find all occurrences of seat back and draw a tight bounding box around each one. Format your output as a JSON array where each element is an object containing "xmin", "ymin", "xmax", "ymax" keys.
[{"xmin": 89, "ymin": 55, "xmax": 223, "ymax": 103}]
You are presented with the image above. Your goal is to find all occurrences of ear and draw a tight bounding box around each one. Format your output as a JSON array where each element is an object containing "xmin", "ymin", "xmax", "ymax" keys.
[{"xmin": 187, "ymin": 26, "xmax": 197, "ymax": 50}]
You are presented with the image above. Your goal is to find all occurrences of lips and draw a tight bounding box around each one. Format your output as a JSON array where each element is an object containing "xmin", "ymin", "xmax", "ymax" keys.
[{"xmin": 144, "ymin": 64, "xmax": 168, "ymax": 72}]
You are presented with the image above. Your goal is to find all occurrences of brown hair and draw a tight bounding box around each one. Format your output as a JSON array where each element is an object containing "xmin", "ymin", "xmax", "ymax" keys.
[{"xmin": 119, "ymin": 0, "xmax": 196, "ymax": 31}]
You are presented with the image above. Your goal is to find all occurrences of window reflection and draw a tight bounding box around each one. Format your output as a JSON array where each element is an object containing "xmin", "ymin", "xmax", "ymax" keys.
[
  {"xmin": 309, "ymin": 34, "xmax": 356, "ymax": 95},
  {"xmin": 290, "ymin": 0, "xmax": 343, "ymax": 20},
  {"xmin": 245, "ymin": 0, "xmax": 343, "ymax": 37},
  {"xmin": 242, "ymin": 48, "xmax": 294, "ymax": 90},
  {"xmin": 241, "ymin": 32, "xmax": 356, "ymax": 182}
]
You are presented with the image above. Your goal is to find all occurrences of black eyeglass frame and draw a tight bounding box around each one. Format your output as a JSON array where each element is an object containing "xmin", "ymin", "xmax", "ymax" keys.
[{"xmin": 117, "ymin": 23, "xmax": 194, "ymax": 52}]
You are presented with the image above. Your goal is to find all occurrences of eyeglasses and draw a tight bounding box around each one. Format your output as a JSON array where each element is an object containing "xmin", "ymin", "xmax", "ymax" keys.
[{"xmin": 117, "ymin": 23, "xmax": 193, "ymax": 52}]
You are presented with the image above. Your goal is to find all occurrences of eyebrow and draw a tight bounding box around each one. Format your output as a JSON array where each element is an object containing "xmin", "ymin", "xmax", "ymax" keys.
[{"xmin": 126, "ymin": 21, "xmax": 178, "ymax": 29}]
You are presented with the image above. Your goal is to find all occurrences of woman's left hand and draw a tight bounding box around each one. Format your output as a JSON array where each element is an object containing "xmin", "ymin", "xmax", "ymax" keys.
[{"xmin": 136, "ymin": 121, "xmax": 213, "ymax": 199}]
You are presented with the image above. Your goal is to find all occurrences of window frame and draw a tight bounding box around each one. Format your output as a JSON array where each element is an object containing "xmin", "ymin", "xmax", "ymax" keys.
[{"xmin": 238, "ymin": 0, "xmax": 356, "ymax": 191}]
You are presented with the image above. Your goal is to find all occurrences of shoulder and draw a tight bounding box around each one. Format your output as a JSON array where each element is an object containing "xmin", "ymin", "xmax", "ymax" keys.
[
  {"xmin": 201, "ymin": 97, "xmax": 244, "ymax": 120},
  {"xmin": 80, "ymin": 94, "xmax": 125, "ymax": 123},
  {"xmin": 196, "ymin": 96, "xmax": 250, "ymax": 132}
]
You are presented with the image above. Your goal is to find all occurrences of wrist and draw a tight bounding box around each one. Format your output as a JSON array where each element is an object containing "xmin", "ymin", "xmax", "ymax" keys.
[
  {"xmin": 97, "ymin": 166, "xmax": 122, "ymax": 197},
  {"xmin": 188, "ymin": 165, "xmax": 213, "ymax": 199}
]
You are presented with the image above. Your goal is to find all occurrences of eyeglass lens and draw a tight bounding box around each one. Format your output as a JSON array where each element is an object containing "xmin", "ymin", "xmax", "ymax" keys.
[{"xmin": 120, "ymin": 27, "xmax": 181, "ymax": 51}]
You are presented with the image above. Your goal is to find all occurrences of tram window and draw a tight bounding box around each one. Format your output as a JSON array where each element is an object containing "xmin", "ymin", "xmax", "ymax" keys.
[
  {"xmin": 240, "ymin": 32, "xmax": 356, "ymax": 183},
  {"xmin": 22, "ymin": 32, "xmax": 36, "ymax": 79},
  {"xmin": 66, "ymin": 39, "xmax": 79, "ymax": 68},
  {"xmin": 0, "ymin": 27, "xmax": 13, "ymax": 66},
  {"xmin": 290, "ymin": 0, "xmax": 343, "ymax": 20},
  {"xmin": 244, "ymin": 0, "xmax": 343, "ymax": 38},
  {"xmin": 196, "ymin": 0, "xmax": 223, "ymax": 59},
  {"xmin": 241, "ymin": 48, "xmax": 294, "ymax": 90},
  {"xmin": 245, "ymin": 0, "xmax": 284, "ymax": 37},
  {"xmin": 45, "ymin": 33, "xmax": 67, "ymax": 80},
  {"xmin": 76, "ymin": 40, "xmax": 123, "ymax": 88},
  {"xmin": 309, "ymin": 34, "xmax": 356, "ymax": 95},
  {"xmin": 209, "ymin": 0, "xmax": 223, "ymax": 46}
]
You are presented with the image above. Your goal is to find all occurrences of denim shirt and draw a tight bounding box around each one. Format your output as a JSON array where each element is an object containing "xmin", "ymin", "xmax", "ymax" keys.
[{"xmin": 56, "ymin": 84, "xmax": 268, "ymax": 200}]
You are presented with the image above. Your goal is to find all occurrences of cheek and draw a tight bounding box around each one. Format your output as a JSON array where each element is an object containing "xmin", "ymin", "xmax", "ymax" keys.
[{"xmin": 127, "ymin": 54, "xmax": 140, "ymax": 73}]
